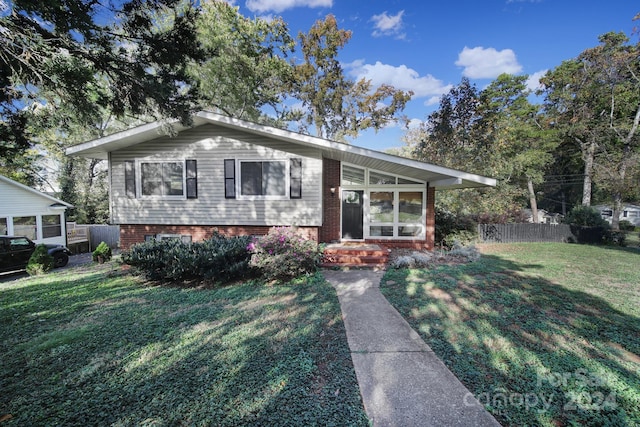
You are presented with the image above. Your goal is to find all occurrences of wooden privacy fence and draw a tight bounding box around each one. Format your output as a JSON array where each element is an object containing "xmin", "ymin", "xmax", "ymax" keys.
[
  {"xmin": 478, "ymin": 223, "xmax": 574, "ymax": 243},
  {"xmin": 88, "ymin": 225, "xmax": 120, "ymax": 250}
]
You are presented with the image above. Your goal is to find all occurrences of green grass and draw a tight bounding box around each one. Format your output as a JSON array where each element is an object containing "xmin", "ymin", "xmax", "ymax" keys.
[
  {"xmin": 381, "ymin": 243, "xmax": 640, "ymax": 427},
  {"xmin": 0, "ymin": 263, "xmax": 369, "ymax": 426}
]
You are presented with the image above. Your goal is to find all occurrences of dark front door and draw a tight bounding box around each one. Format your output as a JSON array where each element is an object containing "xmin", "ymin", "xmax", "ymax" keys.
[{"xmin": 342, "ymin": 190, "xmax": 364, "ymax": 239}]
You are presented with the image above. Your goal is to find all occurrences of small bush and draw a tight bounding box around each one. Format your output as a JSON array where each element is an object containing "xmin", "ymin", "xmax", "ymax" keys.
[
  {"xmin": 26, "ymin": 244, "xmax": 54, "ymax": 276},
  {"xmin": 248, "ymin": 227, "xmax": 323, "ymax": 281},
  {"xmin": 443, "ymin": 230, "xmax": 478, "ymax": 248},
  {"xmin": 122, "ymin": 234, "xmax": 252, "ymax": 283},
  {"xmin": 449, "ymin": 242, "xmax": 481, "ymax": 262},
  {"xmin": 391, "ymin": 251, "xmax": 433, "ymax": 269},
  {"xmin": 563, "ymin": 206, "xmax": 610, "ymax": 228},
  {"xmin": 92, "ymin": 241, "xmax": 112, "ymax": 263},
  {"xmin": 435, "ymin": 208, "xmax": 477, "ymax": 248},
  {"xmin": 604, "ymin": 230, "xmax": 627, "ymax": 247},
  {"xmin": 618, "ymin": 220, "xmax": 635, "ymax": 231}
]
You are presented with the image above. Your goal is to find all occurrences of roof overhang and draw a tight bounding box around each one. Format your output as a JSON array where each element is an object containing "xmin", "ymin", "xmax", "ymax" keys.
[
  {"xmin": 66, "ymin": 111, "xmax": 496, "ymax": 190},
  {"xmin": 0, "ymin": 175, "xmax": 74, "ymax": 208}
]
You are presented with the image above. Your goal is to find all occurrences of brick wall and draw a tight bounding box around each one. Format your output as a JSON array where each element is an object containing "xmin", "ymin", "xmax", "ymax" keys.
[
  {"xmin": 120, "ymin": 224, "xmax": 319, "ymax": 250},
  {"xmin": 318, "ymin": 158, "xmax": 341, "ymax": 243},
  {"xmin": 426, "ymin": 185, "xmax": 435, "ymax": 250}
]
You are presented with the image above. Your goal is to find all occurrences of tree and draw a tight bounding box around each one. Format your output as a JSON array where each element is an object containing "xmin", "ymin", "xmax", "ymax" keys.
[
  {"xmin": 1, "ymin": 0, "xmax": 205, "ymax": 174},
  {"xmin": 541, "ymin": 32, "xmax": 640, "ymax": 229},
  {"xmin": 191, "ymin": 1, "xmax": 294, "ymax": 121},
  {"xmin": 476, "ymin": 74, "xmax": 556, "ymax": 222},
  {"xmin": 408, "ymin": 75, "xmax": 557, "ymax": 219},
  {"xmin": 411, "ymin": 77, "xmax": 481, "ymax": 170},
  {"xmin": 288, "ymin": 15, "xmax": 412, "ymax": 140}
]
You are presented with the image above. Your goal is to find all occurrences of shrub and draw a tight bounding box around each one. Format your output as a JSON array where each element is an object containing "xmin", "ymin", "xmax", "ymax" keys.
[
  {"xmin": 435, "ymin": 208, "xmax": 477, "ymax": 248},
  {"xmin": 449, "ymin": 242, "xmax": 481, "ymax": 262},
  {"xmin": 563, "ymin": 206, "xmax": 610, "ymax": 228},
  {"xmin": 248, "ymin": 227, "xmax": 323, "ymax": 281},
  {"xmin": 92, "ymin": 241, "xmax": 112, "ymax": 263},
  {"xmin": 604, "ymin": 230, "xmax": 627, "ymax": 247},
  {"xmin": 443, "ymin": 230, "xmax": 478, "ymax": 248},
  {"xmin": 122, "ymin": 234, "xmax": 252, "ymax": 283},
  {"xmin": 618, "ymin": 220, "xmax": 635, "ymax": 232},
  {"xmin": 26, "ymin": 244, "xmax": 54, "ymax": 276}
]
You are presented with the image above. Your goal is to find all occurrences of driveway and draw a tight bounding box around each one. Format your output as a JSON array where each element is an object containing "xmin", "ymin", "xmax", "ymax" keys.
[{"xmin": 0, "ymin": 252, "xmax": 94, "ymax": 283}]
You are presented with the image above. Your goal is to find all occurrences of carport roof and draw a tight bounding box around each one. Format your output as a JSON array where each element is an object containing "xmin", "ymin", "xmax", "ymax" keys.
[{"xmin": 66, "ymin": 111, "xmax": 496, "ymax": 190}]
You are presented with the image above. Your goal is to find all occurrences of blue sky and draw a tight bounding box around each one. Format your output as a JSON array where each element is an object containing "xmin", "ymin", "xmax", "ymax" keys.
[{"xmin": 231, "ymin": 0, "xmax": 638, "ymax": 151}]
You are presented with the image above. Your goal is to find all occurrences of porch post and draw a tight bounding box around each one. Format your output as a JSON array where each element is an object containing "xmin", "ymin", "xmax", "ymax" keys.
[
  {"xmin": 426, "ymin": 184, "xmax": 435, "ymax": 250},
  {"xmin": 319, "ymin": 158, "xmax": 341, "ymax": 243}
]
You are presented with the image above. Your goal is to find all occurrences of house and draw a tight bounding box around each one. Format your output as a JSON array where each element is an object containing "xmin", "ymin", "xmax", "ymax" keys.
[
  {"xmin": 0, "ymin": 175, "xmax": 73, "ymax": 246},
  {"xmin": 66, "ymin": 112, "xmax": 496, "ymax": 250},
  {"xmin": 595, "ymin": 204, "xmax": 640, "ymax": 227},
  {"xmin": 522, "ymin": 208, "xmax": 563, "ymax": 225}
]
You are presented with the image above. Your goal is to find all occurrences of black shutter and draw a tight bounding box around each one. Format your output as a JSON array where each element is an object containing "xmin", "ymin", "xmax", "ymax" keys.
[
  {"xmin": 224, "ymin": 159, "xmax": 236, "ymax": 199},
  {"xmin": 124, "ymin": 161, "xmax": 136, "ymax": 198},
  {"xmin": 290, "ymin": 158, "xmax": 302, "ymax": 199},
  {"xmin": 186, "ymin": 160, "xmax": 197, "ymax": 199}
]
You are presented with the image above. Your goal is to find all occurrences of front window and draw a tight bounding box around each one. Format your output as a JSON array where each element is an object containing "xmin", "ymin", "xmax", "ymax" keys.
[
  {"xmin": 42, "ymin": 215, "xmax": 62, "ymax": 238},
  {"xmin": 0, "ymin": 218, "xmax": 6, "ymax": 235},
  {"xmin": 13, "ymin": 216, "xmax": 37, "ymax": 240},
  {"xmin": 398, "ymin": 192, "xmax": 424, "ymax": 236},
  {"xmin": 240, "ymin": 161, "xmax": 286, "ymax": 197},
  {"xmin": 140, "ymin": 161, "xmax": 184, "ymax": 197},
  {"xmin": 342, "ymin": 164, "xmax": 426, "ymax": 240}
]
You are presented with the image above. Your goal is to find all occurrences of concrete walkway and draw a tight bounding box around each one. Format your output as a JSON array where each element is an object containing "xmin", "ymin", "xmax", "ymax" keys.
[{"xmin": 323, "ymin": 269, "xmax": 501, "ymax": 427}]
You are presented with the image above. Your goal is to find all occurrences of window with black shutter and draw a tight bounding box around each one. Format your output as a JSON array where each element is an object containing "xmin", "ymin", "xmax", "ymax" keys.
[
  {"xmin": 124, "ymin": 161, "xmax": 136, "ymax": 198},
  {"xmin": 186, "ymin": 160, "xmax": 197, "ymax": 199},
  {"xmin": 290, "ymin": 158, "xmax": 302, "ymax": 199},
  {"xmin": 224, "ymin": 159, "xmax": 236, "ymax": 199}
]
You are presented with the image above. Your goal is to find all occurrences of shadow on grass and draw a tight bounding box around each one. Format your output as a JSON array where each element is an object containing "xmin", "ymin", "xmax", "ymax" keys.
[
  {"xmin": 382, "ymin": 253, "xmax": 640, "ymax": 427},
  {"xmin": 0, "ymin": 266, "xmax": 368, "ymax": 426}
]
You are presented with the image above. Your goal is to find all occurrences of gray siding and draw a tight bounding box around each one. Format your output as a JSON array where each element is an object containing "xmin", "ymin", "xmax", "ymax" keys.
[{"xmin": 110, "ymin": 124, "xmax": 323, "ymax": 226}]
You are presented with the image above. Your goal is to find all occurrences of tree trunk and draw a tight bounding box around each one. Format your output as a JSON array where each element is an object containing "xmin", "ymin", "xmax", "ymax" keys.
[
  {"xmin": 581, "ymin": 140, "xmax": 596, "ymax": 206},
  {"xmin": 611, "ymin": 192, "xmax": 622, "ymax": 231},
  {"xmin": 527, "ymin": 179, "xmax": 539, "ymax": 223}
]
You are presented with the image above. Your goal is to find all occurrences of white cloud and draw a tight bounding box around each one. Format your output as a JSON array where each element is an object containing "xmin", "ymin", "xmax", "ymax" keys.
[
  {"xmin": 455, "ymin": 46, "xmax": 522, "ymax": 79},
  {"xmin": 371, "ymin": 10, "xmax": 405, "ymax": 38},
  {"xmin": 245, "ymin": 0, "xmax": 332, "ymax": 13},
  {"xmin": 525, "ymin": 69, "xmax": 547, "ymax": 92},
  {"xmin": 407, "ymin": 118, "xmax": 423, "ymax": 129},
  {"xmin": 346, "ymin": 60, "xmax": 452, "ymax": 99}
]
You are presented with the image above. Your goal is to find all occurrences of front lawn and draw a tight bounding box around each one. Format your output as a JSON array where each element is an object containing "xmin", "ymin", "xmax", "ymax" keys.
[
  {"xmin": 382, "ymin": 243, "xmax": 640, "ymax": 427},
  {"xmin": 0, "ymin": 263, "xmax": 368, "ymax": 426}
]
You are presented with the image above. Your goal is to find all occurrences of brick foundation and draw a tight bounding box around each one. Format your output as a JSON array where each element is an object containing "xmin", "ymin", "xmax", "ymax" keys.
[{"xmin": 119, "ymin": 224, "xmax": 319, "ymax": 250}]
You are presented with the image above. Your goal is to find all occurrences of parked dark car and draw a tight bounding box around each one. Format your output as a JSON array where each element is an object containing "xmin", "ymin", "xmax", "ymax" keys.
[{"xmin": 0, "ymin": 236, "xmax": 72, "ymax": 273}]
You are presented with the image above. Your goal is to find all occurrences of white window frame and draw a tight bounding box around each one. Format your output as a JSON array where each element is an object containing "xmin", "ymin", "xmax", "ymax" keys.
[
  {"xmin": 237, "ymin": 159, "xmax": 290, "ymax": 200},
  {"xmin": 340, "ymin": 163, "xmax": 427, "ymax": 240},
  {"xmin": 136, "ymin": 159, "xmax": 186, "ymax": 200}
]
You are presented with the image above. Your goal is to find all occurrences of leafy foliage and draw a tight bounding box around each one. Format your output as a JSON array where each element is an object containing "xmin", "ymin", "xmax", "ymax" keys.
[
  {"xmin": 541, "ymin": 32, "xmax": 640, "ymax": 221},
  {"xmin": 1, "ymin": 0, "xmax": 205, "ymax": 170},
  {"xmin": 287, "ymin": 15, "xmax": 412, "ymax": 140},
  {"xmin": 563, "ymin": 206, "xmax": 610, "ymax": 228},
  {"xmin": 26, "ymin": 244, "xmax": 54, "ymax": 276},
  {"xmin": 92, "ymin": 241, "xmax": 112, "ymax": 263},
  {"xmin": 248, "ymin": 227, "xmax": 323, "ymax": 281},
  {"xmin": 434, "ymin": 207, "xmax": 478, "ymax": 248},
  {"xmin": 191, "ymin": 1, "xmax": 294, "ymax": 121},
  {"xmin": 122, "ymin": 234, "xmax": 252, "ymax": 283}
]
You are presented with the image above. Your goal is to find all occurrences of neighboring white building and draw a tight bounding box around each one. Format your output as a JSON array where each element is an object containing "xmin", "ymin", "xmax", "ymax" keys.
[
  {"xmin": 0, "ymin": 175, "xmax": 73, "ymax": 246},
  {"xmin": 595, "ymin": 204, "xmax": 640, "ymax": 227},
  {"xmin": 522, "ymin": 208, "xmax": 563, "ymax": 225}
]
